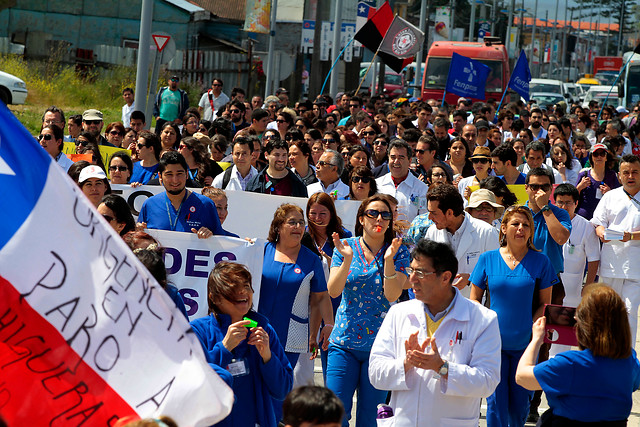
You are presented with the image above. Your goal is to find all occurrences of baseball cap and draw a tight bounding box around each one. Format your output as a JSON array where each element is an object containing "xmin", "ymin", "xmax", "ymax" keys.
[
  {"xmin": 82, "ymin": 109, "xmax": 103, "ymax": 121},
  {"xmin": 591, "ymin": 143, "xmax": 608, "ymax": 153},
  {"xmin": 79, "ymin": 165, "xmax": 107, "ymax": 183},
  {"xmin": 475, "ymin": 119, "xmax": 490, "ymax": 130},
  {"xmin": 616, "ymin": 106, "xmax": 629, "ymax": 114}
]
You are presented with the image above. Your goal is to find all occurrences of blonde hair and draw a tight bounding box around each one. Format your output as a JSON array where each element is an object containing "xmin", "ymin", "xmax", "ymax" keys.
[{"xmin": 499, "ymin": 205, "xmax": 538, "ymax": 250}]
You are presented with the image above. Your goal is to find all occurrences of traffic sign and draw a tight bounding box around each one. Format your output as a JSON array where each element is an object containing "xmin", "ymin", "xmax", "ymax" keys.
[{"xmin": 152, "ymin": 34, "xmax": 170, "ymax": 52}]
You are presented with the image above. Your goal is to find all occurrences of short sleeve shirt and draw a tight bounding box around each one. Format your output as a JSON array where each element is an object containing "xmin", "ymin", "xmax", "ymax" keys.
[
  {"xmin": 329, "ymin": 237, "xmax": 410, "ymax": 351},
  {"xmin": 470, "ymin": 249, "xmax": 558, "ymax": 350},
  {"xmin": 130, "ymin": 162, "xmax": 159, "ymax": 184},
  {"xmin": 527, "ymin": 201, "xmax": 572, "ymax": 274}
]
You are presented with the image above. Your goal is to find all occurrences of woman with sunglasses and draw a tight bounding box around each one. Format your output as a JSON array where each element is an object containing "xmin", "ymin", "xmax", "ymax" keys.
[
  {"xmin": 108, "ymin": 152, "xmax": 133, "ymax": 184},
  {"xmin": 446, "ymin": 136, "xmax": 474, "ymax": 183},
  {"xmin": 276, "ymin": 111, "xmax": 294, "ymax": 141},
  {"xmin": 326, "ymin": 195, "xmax": 410, "ymax": 426},
  {"xmin": 575, "ymin": 142, "xmax": 620, "ymax": 220},
  {"xmin": 358, "ymin": 122, "xmax": 381, "ymax": 151},
  {"xmin": 470, "ymin": 206, "xmax": 556, "ymax": 427},
  {"xmin": 458, "ymin": 146, "xmax": 493, "ymax": 202},
  {"xmin": 285, "ymin": 128, "xmax": 304, "ymax": 146},
  {"xmin": 104, "ymin": 122, "xmax": 125, "ymax": 148},
  {"xmin": 130, "ymin": 130, "xmax": 162, "ymax": 185},
  {"xmin": 370, "ymin": 134, "xmax": 389, "ymax": 169},
  {"xmin": 98, "ymin": 194, "xmax": 135, "ymax": 236},
  {"xmin": 346, "ymin": 166, "xmax": 377, "ymax": 201},
  {"xmin": 322, "ymin": 130, "xmax": 340, "ymax": 151},
  {"xmin": 259, "ymin": 204, "xmax": 333, "ymax": 390}
]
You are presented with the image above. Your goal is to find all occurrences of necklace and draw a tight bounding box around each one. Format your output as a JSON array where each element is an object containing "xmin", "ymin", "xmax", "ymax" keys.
[{"xmin": 506, "ymin": 253, "xmax": 518, "ymax": 266}]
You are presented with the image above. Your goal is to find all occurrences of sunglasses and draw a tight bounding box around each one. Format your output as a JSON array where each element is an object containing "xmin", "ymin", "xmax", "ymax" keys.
[
  {"xmin": 179, "ymin": 143, "xmax": 191, "ymax": 150},
  {"xmin": 349, "ymin": 104, "xmax": 360, "ymax": 108},
  {"xmin": 137, "ymin": 143, "xmax": 147, "ymax": 149},
  {"xmin": 527, "ymin": 183, "xmax": 552, "ymax": 192},
  {"xmin": 109, "ymin": 130, "xmax": 123, "ymax": 136},
  {"xmin": 363, "ymin": 131, "xmax": 376, "ymax": 136},
  {"xmin": 373, "ymin": 140, "xmax": 388, "ymax": 146},
  {"xmin": 85, "ymin": 120, "xmax": 101, "ymax": 125},
  {"xmin": 212, "ymin": 83, "xmax": 221, "ymax": 86},
  {"xmin": 326, "ymin": 120, "xmax": 336, "ymax": 124},
  {"xmin": 592, "ymin": 150, "xmax": 607, "ymax": 157},
  {"xmin": 102, "ymin": 214, "xmax": 115, "ymax": 222},
  {"xmin": 276, "ymin": 119, "xmax": 286, "ymax": 124},
  {"xmin": 229, "ymin": 109, "xmax": 241, "ymax": 114},
  {"xmin": 109, "ymin": 165, "xmax": 129, "ymax": 172},
  {"xmin": 76, "ymin": 140, "xmax": 89, "ymax": 146},
  {"xmin": 415, "ymin": 149, "xmax": 427, "ymax": 154},
  {"xmin": 364, "ymin": 209, "xmax": 392, "ymax": 221},
  {"xmin": 316, "ymin": 160, "xmax": 335, "ymax": 167},
  {"xmin": 38, "ymin": 134, "xmax": 52, "ymax": 141},
  {"xmin": 471, "ymin": 158, "xmax": 490, "ymax": 164},
  {"xmin": 352, "ymin": 176, "xmax": 371, "ymax": 184},
  {"xmin": 322, "ymin": 138, "xmax": 336, "ymax": 144},
  {"xmin": 263, "ymin": 134, "xmax": 278, "ymax": 140}
]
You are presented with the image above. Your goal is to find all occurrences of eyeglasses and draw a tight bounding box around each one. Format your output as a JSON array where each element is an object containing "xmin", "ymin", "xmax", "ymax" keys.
[
  {"xmin": 592, "ymin": 150, "xmax": 607, "ymax": 157},
  {"xmin": 229, "ymin": 109, "xmax": 241, "ymax": 114},
  {"xmin": 471, "ymin": 158, "xmax": 490, "ymax": 164},
  {"xmin": 286, "ymin": 135, "xmax": 301, "ymax": 141},
  {"xmin": 415, "ymin": 149, "xmax": 426, "ymax": 154},
  {"xmin": 527, "ymin": 183, "xmax": 552, "ymax": 192},
  {"xmin": 137, "ymin": 143, "xmax": 148, "ymax": 149},
  {"xmin": 364, "ymin": 209, "xmax": 392, "ymax": 221},
  {"xmin": 349, "ymin": 104, "xmax": 360, "ymax": 108},
  {"xmin": 363, "ymin": 131, "xmax": 376, "ymax": 136},
  {"xmin": 316, "ymin": 160, "xmax": 336, "ymax": 168},
  {"xmin": 276, "ymin": 119, "xmax": 286, "ymax": 124},
  {"xmin": 322, "ymin": 138, "xmax": 335, "ymax": 144},
  {"xmin": 109, "ymin": 130, "xmax": 123, "ymax": 136},
  {"xmin": 38, "ymin": 134, "xmax": 52, "ymax": 141},
  {"xmin": 85, "ymin": 120, "xmax": 101, "ymax": 125},
  {"xmin": 179, "ymin": 143, "xmax": 191, "ymax": 150},
  {"xmin": 554, "ymin": 200, "xmax": 575, "ymax": 207},
  {"xmin": 44, "ymin": 119, "xmax": 62, "ymax": 125},
  {"xmin": 352, "ymin": 176, "xmax": 371, "ymax": 183},
  {"xmin": 326, "ymin": 120, "xmax": 336, "ymax": 124},
  {"xmin": 285, "ymin": 219, "xmax": 305, "ymax": 227},
  {"xmin": 109, "ymin": 165, "xmax": 129, "ymax": 172},
  {"xmin": 212, "ymin": 83, "xmax": 222, "ymax": 86},
  {"xmin": 373, "ymin": 140, "xmax": 388, "ymax": 146},
  {"xmin": 431, "ymin": 172, "xmax": 446, "ymax": 178},
  {"xmin": 406, "ymin": 267, "xmax": 435, "ymax": 279},
  {"xmin": 472, "ymin": 205, "xmax": 496, "ymax": 212},
  {"xmin": 102, "ymin": 214, "xmax": 115, "ymax": 222},
  {"xmin": 171, "ymin": 78, "xmax": 180, "ymax": 82}
]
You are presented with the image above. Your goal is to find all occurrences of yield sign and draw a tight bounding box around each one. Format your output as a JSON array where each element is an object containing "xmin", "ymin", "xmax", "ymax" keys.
[{"xmin": 152, "ymin": 34, "xmax": 171, "ymax": 52}]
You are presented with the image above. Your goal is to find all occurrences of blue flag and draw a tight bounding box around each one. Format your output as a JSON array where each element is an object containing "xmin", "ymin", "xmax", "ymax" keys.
[
  {"xmin": 508, "ymin": 50, "xmax": 532, "ymax": 101},
  {"xmin": 445, "ymin": 52, "xmax": 491, "ymax": 100}
]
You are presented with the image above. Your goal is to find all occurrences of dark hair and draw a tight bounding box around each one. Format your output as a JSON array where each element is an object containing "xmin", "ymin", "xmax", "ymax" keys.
[
  {"xmin": 426, "ymin": 164, "xmax": 453, "ymax": 185},
  {"xmin": 277, "ymin": 111, "xmax": 294, "ymax": 128},
  {"xmin": 160, "ymin": 122, "xmax": 181, "ymax": 149},
  {"xmin": 403, "ymin": 128, "xmax": 422, "ymax": 143},
  {"xmin": 69, "ymin": 114, "xmax": 82, "ymax": 127},
  {"xmin": 549, "ymin": 142, "xmax": 574, "ymax": 170},
  {"xmin": 525, "ymin": 166, "xmax": 554, "ymax": 185},
  {"xmin": 100, "ymin": 194, "xmax": 136, "ymax": 236},
  {"xmin": 109, "ymin": 151, "xmax": 134, "ymax": 182},
  {"xmin": 576, "ymin": 284, "xmax": 631, "ymax": 358},
  {"xmin": 265, "ymin": 138, "xmax": 288, "ymax": 154},
  {"xmin": 491, "ymin": 144, "xmax": 517, "ymax": 166},
  {"xmin": 388, "ymin": 138, "xmax": 413, "ymax": 158},
  {"xmin": 82, "ymin": 141, "xmax": 106, "ymax": 171},
  {"xmin": 41, "ymin": 124, "xmax": 65, "ymax": 152},
  {"xmin": 282, "ymin": 386, "xmax": 344, "ymax": 427},
  {"xmin": 207, "ymin": 261, "xmax": 253, "ymax": 315},
  {"xmin": 348, "ymin": 145, "xmax": 371, "ymax": 168},
  {"xmin": 130, "ymin": 110, "xmax": 146, "ymax": 123},
  {"xmin": 42, "ymin": 105, "xmax": 65, "ymax": 124},
  {"xmin": 251, "ymin": 108, "xmax": 269, "ymax": 122},
  {"xmin": 290, "ymin": 140, "xmax": 312, "ymax": 164},
  {"xmin": 554, "ymin": 183, "xmax": 579, "ymax": 202},
  {"xmin": 139, "ymin": 130, "xmax": 162, "ymax": 161},
  {"xmin": 181, "ymin": 112, "xmax": 200, "ymax": 137},
  {"xmin": 285, "ymin": 128, "xmax": 304, "ymax": 143},
  {"xmin": 134, "ymin": 249, "xmax": 168, "ymax": 289},
  {"xmin": 68, "ymin": 160, "xmax": 91, "ymax": 183},
  {"xmin": 480, "ymin": 176, "xmax": 518, "ymax": 207},
  {"xmin": 621, "ymin": 154, "xmax": 640, "ymax": 165},
  {"xmin": 349, "ymin": 165, "xmax": 377, "ymax": 199},
  {"xmin": 158, "ymin": 151, "xmax": 189, "ymax": 175},
  {"xmin": 268, "ymin": 204, "xmax": 304, "ymax": 243},
  {"xmin": 233, "ymin": 135, "xmax": 255, "ymax": 153},
  {"xmin": 354, "ymin": 195, "xmax": 395, "ymax": 244},
  {"xmin": 122, "ymin": 87, "xmax": 134, "ymax": 95},
  {"xmin": 525, "ymin": 140, "xmax": 546, "ymax": 157},
  {"xmin": 427, "ymin": 183, "xmax": 464, "ymax": 216},
  {"xmin": 411, "ymin": 239, "xmax": 458, "ymax": 283},
  {"xmin": 105, "ymin": 122, "xmax": 125, "ymax": 139},
  {"xmin": 306, "ymin": 193, "xmax": 348, "ymax": 246},
  {"xmin": 306, "ymin": 128, "xmax": 322, "ymax": 141}
]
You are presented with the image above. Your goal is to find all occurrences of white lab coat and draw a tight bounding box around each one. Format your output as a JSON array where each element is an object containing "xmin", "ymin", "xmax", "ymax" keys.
[
  {"xmin": 425, "ymin": 213, "xmax": 499, "ymax": 298},
  {"xmin": 369, "ymin": 292, "xmax": 501, "ymax": 427},
  {"xmin": 376, "ymin": 172, "xmax": 429, "ymax": 223}
]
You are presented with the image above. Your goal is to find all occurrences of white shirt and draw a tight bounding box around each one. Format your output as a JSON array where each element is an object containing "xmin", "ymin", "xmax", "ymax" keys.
[
  {"xmin": 307, "ymin": 178, "xmax": 350, "ymax": 199},
  {"xmin": 198, "ymin": 90, "xmax": 230, "ymax": 121},
  {"xmin": 411, "ymin": 118, "xmax": 434, "ymax": 131},
  {"xmin": 561, "ymin": 214, "xmax": 600, "ymax": 306},
  {"xmin": 518, "ymin": 162, "xmax": 563, "ymax": 184},
  {"xmin": 211, "ymin": 165, "xmax": 258, "ymax": 191},
  {"xmin": 55, "ymin": 152, "xmax": 74, "ymax": 173},
  {"xmin": 530, "ymin": 126, "xmax": 548, "ymax": 140},
  {"xmin": 121, "ymin": 103, "xmax": 134, "ymax": 127},
  {"xmin": 369, "ymin": 293, "xmax": 501, "ymax": 427},
  {"xmin": 376, "ymin": 172, "xmax": 429, "ymax": 223},
  {"xmin": 591, "ymin": 187, "xmax": 640, "ymax": 279},
  {"xmin": 545, "ymin": 157, "xmax": 582, "ymax": 185}
]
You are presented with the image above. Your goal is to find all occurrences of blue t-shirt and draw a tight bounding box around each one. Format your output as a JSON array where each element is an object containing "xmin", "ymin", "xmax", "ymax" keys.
[
  {"xmin": 130, "ymin": 162, "xmax": 159, "ymax": 184},
  {"xmin": 534, "ymin": 349, "xmax": 640, "ymax": 422},
  {"xmin": 258, "ymin": 242, "xmax": 327, "ymax": 355},
  {"xmin": 498, "ymin": 172, "xmax": 526, "ymax": 184},
  {"xmin": 527, "ymin": 202, "xmax": 572, "ymax": 275},
  {"xmin": 470, "ymin": 249, "xmax": 558, "ymax": 350},
  {"xmin": 138, "ymin": 190, "xmax": 229, "ymax": 236},
  {"xmin": 330, "ymin": 237, "xmax": 410, "ymax": 351}
]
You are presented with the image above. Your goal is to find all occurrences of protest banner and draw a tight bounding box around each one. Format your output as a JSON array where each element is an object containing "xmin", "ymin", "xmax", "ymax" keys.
[
  {"xmin": 63, "ymin": 142, "xmax": 131, "ymax": 179},
  {"xmin": 470, "ymin": 184, "xmax": 528, "ymax": 205},
  {"xmin": 146, "ymin": 230, "xmax": 266, "ymax": 321},
  {"xmin": 110, "ymin": 185, "xmax": 362, "ymax": 239},
  {"xmin": 0, "ymin": 104, "xmax": 233, "ymax": 426}
]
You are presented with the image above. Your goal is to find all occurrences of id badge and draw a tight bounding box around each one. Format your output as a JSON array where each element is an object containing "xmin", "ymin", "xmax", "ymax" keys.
[
  {"xmin": 568, "ymin": 244, "xmax": 575, "ymax": 254},
  {"xmin": 227, "ymin": 358, "xmax": 250, "ymax": 377}
]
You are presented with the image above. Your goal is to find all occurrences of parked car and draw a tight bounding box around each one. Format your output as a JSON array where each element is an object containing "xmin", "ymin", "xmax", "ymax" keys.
[
  {"xmin": 529, "ymin": 92, "xmax": 568, "ymax": 112},
  {"xmin": 530, "ymin": 78, "xmax": 567, "ymax": 97},
  {"xmin": 582, "ymin": 85, "xmax": 622, "ymax": 109},
  {"xmin": 0, "ymin": 70, "xmax": 27, "ymax": 105},
  {"xmin": 563, "ymin": 83, "xmax": 585, "ymax": 103}
]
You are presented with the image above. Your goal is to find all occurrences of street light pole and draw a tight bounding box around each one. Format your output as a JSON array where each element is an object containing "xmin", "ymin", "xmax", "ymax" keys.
[{"xmin": 469, "ymin": 0, "xmax": 477, "ymax": 42}]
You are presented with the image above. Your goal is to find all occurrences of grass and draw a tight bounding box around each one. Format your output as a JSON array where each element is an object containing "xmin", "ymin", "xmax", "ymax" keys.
[{"xmin": 0, "ymin": 53, "xmax": 202, "ymax": 134}]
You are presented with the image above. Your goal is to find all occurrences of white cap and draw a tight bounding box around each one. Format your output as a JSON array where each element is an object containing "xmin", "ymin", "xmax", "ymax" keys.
[
  {"xmin": 616, "ymin": 106, "xmax": 629, "ymax": 114},
  {"xmin": 79, "ymin": 165, "xmax": 107, "ymax": 183}
]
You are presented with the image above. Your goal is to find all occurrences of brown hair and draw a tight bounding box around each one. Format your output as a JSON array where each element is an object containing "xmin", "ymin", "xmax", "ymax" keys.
[
  {"xmin": 354, "ymin": 195, "xmax": 395, "ymax": 244},
  {"xmin": 306, "ymin": 192, "xmax": 347, "ymax": 246},
  {"xmin": 576, "ymin": 284, "xmax": 632, "ymax": 358},
  {"xmin": 207, "ymin": 261, "xmax": 253, "ymax": 315},
  {"xmin": 267, "ymin": 204, "xmax": 304, "ymax": 243},
  {"xmin": 499, "ymin": 205, "xmax": 538, "ymax": 250},
  {"xmin": 201, "ymin": 186, "xmax": 227, "ymax": 200},
  {"xmin": 122, "ymin": 231, "xmax": 162, "ymax": 254}
]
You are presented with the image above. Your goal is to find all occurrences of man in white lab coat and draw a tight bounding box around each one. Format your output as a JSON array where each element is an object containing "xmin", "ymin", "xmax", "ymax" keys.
[
  {"xmin": 369, "ymin": 240, "xmax": 501, "ymax": 426},
  {"xmin": 424, "ymin": 183, "xmax": 499, "ymax": 297}
]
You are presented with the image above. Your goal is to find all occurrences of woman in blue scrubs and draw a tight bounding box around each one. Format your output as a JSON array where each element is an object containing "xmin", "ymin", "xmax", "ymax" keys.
[{"xmin": 470, "ymin": 205, "xmax": 556, "ymax": 427}]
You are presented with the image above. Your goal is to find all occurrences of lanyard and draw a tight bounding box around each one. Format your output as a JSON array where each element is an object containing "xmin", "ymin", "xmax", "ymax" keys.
[
  {"xmin": 623, "ymin": 188, "xmax": 640, "ymax": 209},
  {"xmin": 165, "ymin": 191, "xmax": 189, "ymax": 231}
]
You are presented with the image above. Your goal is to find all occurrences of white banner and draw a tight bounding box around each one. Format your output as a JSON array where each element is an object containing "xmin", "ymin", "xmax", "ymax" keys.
[
  {"xmin": 110, "ymin": 185, "xmax": 361, "ymax": 239},
  {"xmin": 146, "ymin": 230, "xmax": 266, "ymax": 321}
]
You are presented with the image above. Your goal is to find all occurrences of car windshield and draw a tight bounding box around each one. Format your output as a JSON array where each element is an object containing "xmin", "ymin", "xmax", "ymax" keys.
[
  {"xmin": 530, "ymin": 82, "xmax": 562, "ymax": 93},
  {"xmin": 385, "ymin": 74, "xmax": 402, "ymax": 85},
  {"xmin": 424, "ymin": 58, "xmax": 503, "ymax": 92},
  {"xmin": 531, "ymin": 94, "xmax": 564, "ymax": 108}
]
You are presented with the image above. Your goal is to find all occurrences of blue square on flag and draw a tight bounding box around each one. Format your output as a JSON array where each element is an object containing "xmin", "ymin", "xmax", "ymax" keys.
[{"xmin": 445, "ymin": 53, "xmax": 491, "ymax": 100}]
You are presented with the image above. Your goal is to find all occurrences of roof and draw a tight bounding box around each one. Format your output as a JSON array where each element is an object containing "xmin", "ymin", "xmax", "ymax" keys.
[
  {"xmin": 164, "ymin": 0, "xmax": 205, "ymax": 13},
  {"xmin": 189, "ymin": 0, "xmax": 246, "ymax": 21}
]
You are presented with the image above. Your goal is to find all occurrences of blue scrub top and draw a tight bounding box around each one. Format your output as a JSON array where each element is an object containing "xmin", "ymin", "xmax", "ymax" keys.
[
  {"xmin": 130, "ymin": 162, "xmax": 159, "ymax": 184},
  {"xmin": 470, "ymin": 249, "xmax": 558, "ymax": 350}
]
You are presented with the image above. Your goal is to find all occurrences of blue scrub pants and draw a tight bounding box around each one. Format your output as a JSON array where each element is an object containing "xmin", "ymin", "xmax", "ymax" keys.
[
  {"xmin": 486, "ymin": 348, "xmax": 533, "ymax": 427},
  {"xmin": 326, "ymin": 344, "xmax": 387, "ymax": 427}
]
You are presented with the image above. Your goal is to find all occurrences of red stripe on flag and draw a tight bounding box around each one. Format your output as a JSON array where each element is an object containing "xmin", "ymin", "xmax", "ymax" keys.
[
  {"xmin": 370, "ymin": 1, "xmax": 394, "ymax": 36},
  {"xmin": 0, "ymin": 275, "xmax": 136, "ymax": 426}
]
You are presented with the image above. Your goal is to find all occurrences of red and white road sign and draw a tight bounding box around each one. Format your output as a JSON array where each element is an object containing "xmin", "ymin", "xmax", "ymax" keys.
[{"xmin": 152, "ymin": 34, "xmax": 171, "ymax": 52}]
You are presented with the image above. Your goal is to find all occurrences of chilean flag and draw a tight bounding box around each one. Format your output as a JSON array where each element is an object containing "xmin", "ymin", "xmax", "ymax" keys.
[{"xmin": 0, "ymin": 103, "xmax": 233, "ymax": 425}]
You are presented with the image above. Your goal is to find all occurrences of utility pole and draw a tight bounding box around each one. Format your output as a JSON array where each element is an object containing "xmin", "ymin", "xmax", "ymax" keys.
[
  {"xmin": 531, "ymin": 0, "xmax": 538, "ymax": 77},
  {"xmin": 506, "ymin": 0, "xmax": 515, "ymax": 58},
  {"xmin": 561, "ymin": 0, "xmax": 569, "ymax": 81},
  {"xmin": 264, "ymin": 0, "xmax": 278, "ymax": 98},
  {"xmin": 469, "ymin": 0, "xmax": 477, "ymax": 42},
  {"xmin": 617, "ymin": 0, "xmax": 625, "ymax": 55},
  {"xmin": 551, "ymin": 0, "xmax": 559, "ymax": 75},
  {"xmin": 135, "ymin": 0, "xmax": 153, "ymax": 128},
  {"xmin": 329, "ymin": 0, "xmax": 343, "ymax": 98},
  {"xmin": 413, "ymin": 0, "xmax": 428, "ymax": 98}
]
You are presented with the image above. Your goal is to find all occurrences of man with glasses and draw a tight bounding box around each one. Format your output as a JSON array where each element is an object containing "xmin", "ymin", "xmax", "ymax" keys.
[
  {"xmin": 338, "ymin": 96, "xmax": 362, "ymax": 126},
  {"xmin": 246, "ymin": 139, "xmax": 308, "ymax": 197},
  {"xmin": 82, "ymin": 109, "xmax": 114, "ymax": 147},
  {"xmin": 307, "ymin": 149, "xmax": 349, "ymax": 199},
  {"xmin": 42, "ymin": 106, "xmax": 65, "ymax": 132},
  {"xmin": 591, "ymin": 154, "xmax": 640, "ymax": 343},
  {"xmin": 528, "ymin": 108, "xmax": 548, "ymax": 141},
  {"xmin": 424, "ymin": 184, "xmax": 498, "ymax": 296},
  {"xmin": 154, "ymin": 75, "xmax": 190, "ymax": 132},
  {"xmin": 369, "ymin": 239, "xmax": 501, "ymax": 426},
  {"xmin": 376, "ymin": 140, "xmax": 429, "ymax": 222},
  {"xmin": 228, "ymin": 100, "xmax": 249, "ymax": 138},
  {"xmin": 414, "ymin": 135, "xmax": 453, "ymax": 184},
  {"xmin": 138, "ymin": 152, "xmax": 229, "ymax": 238},
  {"xmin": 198, "ymin": 77, "xmax": 228, "ymax": 121}
]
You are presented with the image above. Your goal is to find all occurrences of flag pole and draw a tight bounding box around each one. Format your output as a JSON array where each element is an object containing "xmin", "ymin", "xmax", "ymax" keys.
[
  {"xmin": 441, "ymin": 87, "xmax": 447, "ymax": 109},
  {"xmin": 597, "ymin": 48, "xmax": 637, "ymax": 120},
  {"xmin": 495, "ymin": 86, "xmax": 510, "ymax": 116},
  {"xmin": 320, "ymin": 36, "xmax": 356, "ymax": 96},
  {"xmin": 356, "ymin": 13, "xmax": 399, "ymax": 97}
]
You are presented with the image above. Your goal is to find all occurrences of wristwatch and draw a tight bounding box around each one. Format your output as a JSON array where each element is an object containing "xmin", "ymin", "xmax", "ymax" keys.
[
  {"xmin": 438, "ymin": 360, "xmax": 449, "ymax": 376},
  {"xmin": 540, "ymin": 205, "xmax": 551, "ymax": 213}
]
